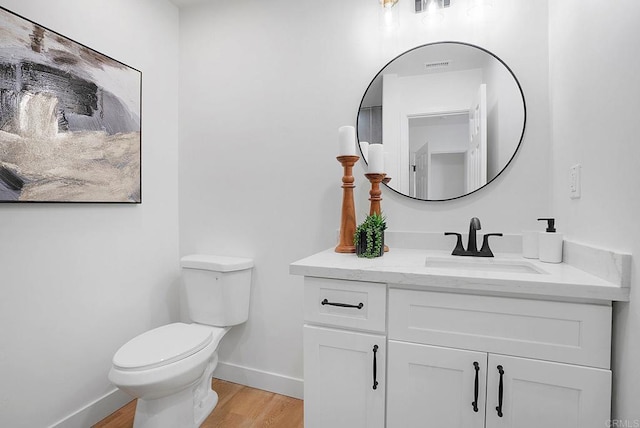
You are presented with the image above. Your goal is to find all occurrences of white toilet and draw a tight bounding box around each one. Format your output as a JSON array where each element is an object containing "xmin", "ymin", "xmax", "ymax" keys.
[{"xmin": 108, "ymin": 254, "xmax": 253, "ymax": 428}]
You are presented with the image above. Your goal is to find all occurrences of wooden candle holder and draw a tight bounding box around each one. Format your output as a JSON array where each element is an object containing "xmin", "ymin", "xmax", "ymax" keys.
[
  {"xmin": 365, "ymin": 173, "xmax": 390, "ymax": 252},
  {"xmin": 364, "ymin": 173, "xmax": 387, "ymax": 216},
  {"xmin": 335, "ymin": 155, "xmax": 360, "ymax": 253}
]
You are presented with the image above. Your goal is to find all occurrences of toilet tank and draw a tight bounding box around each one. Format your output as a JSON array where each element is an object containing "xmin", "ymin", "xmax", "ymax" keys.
[{"xmin": 180, "ymin": 254, "xmax": 253, "ymax": 327}]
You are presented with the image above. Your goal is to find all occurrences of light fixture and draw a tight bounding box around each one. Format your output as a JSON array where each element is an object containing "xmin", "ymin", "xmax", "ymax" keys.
[
  {"xmin": 414, "ymin": 0, "xmax": 450, "ymax": 14},
  {"xmin": 415, "ymin": 0, "xmax": 450, "ymax": 22},
  {"xmin": 379, "ymin": 0, "xmax": 400, "ymax": 29}
]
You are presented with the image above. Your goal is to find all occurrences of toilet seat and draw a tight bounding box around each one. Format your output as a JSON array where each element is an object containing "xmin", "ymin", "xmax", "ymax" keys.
[{"xmin": 113, "ymin": 323, "xmax": 220, "ymax": 371}]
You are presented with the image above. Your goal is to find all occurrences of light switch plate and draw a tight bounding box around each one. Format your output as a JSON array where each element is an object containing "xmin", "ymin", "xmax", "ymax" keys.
[{"xmin": 570, "ymin": 164, "xmax": 581, "ymax": 199}]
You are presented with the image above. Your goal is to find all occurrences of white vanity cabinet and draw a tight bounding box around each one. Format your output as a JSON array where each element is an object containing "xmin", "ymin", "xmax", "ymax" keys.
[
  {"xmin": 387, "ymin": 288, "xmax": 612, "ymax": 428},
  {"xmin": 303, "ymin": 277, "xmax": 387, "ymax": 428},
  {"xmin": 303, "ymin": 278, "xmax": 613, "ymax": 428},
  {"xmin": 293, "ymin": 246, "xmax": 626, "ymax": 428}
]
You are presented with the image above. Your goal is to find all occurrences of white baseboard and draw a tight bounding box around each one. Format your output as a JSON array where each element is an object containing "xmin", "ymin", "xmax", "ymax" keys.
[
  {"xmin": 49, "ymin": 363, "xmax": 302, "ymax": 427},
  {"xmin": 214, "ymin": 361, "xmax": 304, "ymax": 400},
  {"xmin": 48, "ymin": 388, "xmax": 132, "ymax": 428}
]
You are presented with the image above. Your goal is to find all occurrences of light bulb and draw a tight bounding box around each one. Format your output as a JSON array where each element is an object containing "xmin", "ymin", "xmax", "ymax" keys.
[{"xmin": 379, "ymin": 0, "xmax": 400, "ymax": 28}]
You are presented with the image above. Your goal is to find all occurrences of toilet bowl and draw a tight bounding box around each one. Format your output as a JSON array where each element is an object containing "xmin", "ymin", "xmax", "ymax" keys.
[
  {"xmin": 108, "ymin": 255, "xmax": 253, "ymax": 428},
  {"xmin": 109, "ymin": 323, "xmax": 229, "ymax": 427}
]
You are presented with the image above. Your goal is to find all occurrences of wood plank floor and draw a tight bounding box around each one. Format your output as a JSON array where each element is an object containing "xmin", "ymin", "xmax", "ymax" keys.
[{"xmin": 93, "ymin": 379, "xmax": 303, "ymax": 428}]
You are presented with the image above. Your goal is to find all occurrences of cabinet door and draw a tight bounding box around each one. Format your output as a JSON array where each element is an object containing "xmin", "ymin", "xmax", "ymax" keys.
[
  {"xmin": 386, "ymin": 340, "xmax": 487, "ymax": 428},
  {"xmin": 486, "ymin": 354, "xmax": 611, "ymax": 428},
  {"xmin": 303, "ymin": 325, "xmax": 385, "ymax": 428}
]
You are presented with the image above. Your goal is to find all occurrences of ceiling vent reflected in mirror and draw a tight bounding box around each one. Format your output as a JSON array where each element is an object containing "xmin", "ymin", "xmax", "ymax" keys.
[{"xmin": 424, "ymin": 60, "xmax": 452, "ymax": 70}]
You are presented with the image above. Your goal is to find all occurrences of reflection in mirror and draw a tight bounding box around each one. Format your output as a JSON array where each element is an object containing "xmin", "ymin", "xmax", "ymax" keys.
[{"xmin": 358, "ymin": 42, "xmax": 526, "ymax": 201}]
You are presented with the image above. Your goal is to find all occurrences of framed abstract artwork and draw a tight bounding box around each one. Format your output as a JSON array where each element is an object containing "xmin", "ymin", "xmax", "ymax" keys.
[{"xmin": 0, "ymin": 6, "xmax": 141, "ymax": 203}]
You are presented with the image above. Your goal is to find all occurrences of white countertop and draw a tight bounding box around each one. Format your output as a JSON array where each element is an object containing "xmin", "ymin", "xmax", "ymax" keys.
[{"xmin": 290, "ymin": 248, "xmax": 630, "ymax": 304}]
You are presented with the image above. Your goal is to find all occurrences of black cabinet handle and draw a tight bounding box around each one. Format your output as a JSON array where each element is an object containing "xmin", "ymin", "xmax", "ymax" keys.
[
  {"xmin": 472, "ymin": 362, "xmax": 480, "ymax": 412},
  {"xmin": 321, "ymin": 299, "xmax": 364, "ymax": 309},
  {"xmin": 372, "ymin": 345, "xmax": 379, "ymax": 390},
  {"xmin": 496, "ymin": 365, "xmax": 504, "ymax": 417}
]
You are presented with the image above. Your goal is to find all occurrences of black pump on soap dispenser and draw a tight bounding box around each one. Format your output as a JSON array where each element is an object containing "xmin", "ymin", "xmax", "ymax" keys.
[
  {"xmin": 537, "ymin": 218, "xmax": 563, "ymax": 263},
  {"xmin": 537, "ymin": 218, "xmax": 556, "ymax": 233}
]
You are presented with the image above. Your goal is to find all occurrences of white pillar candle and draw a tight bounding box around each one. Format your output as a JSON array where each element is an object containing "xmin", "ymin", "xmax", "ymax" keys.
[
  {"xmin": 338, "ymin": 125, "xmax": 356, "ymax": 156},
  {"xmin": 368, "ymin": 144, "xmax": 384, "ymax": 173},
  {"xmin": 359, "ymin": 141, "xmax": 369, "ymax": 161}
]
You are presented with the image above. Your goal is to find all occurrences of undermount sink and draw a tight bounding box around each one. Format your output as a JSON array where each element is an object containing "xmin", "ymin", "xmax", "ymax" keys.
[{"xmin": 425, "ymin": 256, "xmax": 548, "ymax": 275}]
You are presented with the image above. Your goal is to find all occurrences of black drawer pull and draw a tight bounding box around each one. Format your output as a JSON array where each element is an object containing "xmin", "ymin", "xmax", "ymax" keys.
[
  {"xmin": 496, "ymin": 365, "xmax": 505, "ymax": 417},
  {"xmin": 321, "ymin": 299, "xmax": 364, "ymax": 309},
  {"xmin": 372, "ymin": 345, "xmax": 379, "ymax": 390},
  {"xmin": 472, "ymin": 362, "xmax": 480, "ymax": 412}
]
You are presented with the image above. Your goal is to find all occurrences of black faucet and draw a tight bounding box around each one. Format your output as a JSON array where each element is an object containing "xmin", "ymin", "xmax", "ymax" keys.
[
  {"xmin": 445, "ymin": 217, "xmax": 503, "ymax": 257},
  {"xmin": 467, "ymin": 217, "xmax": 481, "ymax": 254}
]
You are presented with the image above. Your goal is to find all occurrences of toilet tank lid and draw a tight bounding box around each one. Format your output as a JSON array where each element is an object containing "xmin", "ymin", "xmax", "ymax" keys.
[{"xmin": 181, "ymin": 254, "xmax": 254, "ymax": 272}]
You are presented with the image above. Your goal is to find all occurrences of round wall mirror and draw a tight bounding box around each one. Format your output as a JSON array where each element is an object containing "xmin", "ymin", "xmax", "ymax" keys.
[{"xmin": 358, "ymin": 42, "xmax": 526, "ymax": 201}]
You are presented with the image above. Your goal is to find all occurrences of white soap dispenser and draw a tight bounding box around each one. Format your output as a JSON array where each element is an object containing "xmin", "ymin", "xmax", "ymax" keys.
[{"xmin": 537, "ymin": 218, "xmax": 563, "ymax": 263}]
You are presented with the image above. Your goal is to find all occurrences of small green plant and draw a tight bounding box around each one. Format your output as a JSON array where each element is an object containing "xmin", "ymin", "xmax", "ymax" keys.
[{"xmin": 354, "ymin": 212, "xmax": 387, "ymax": 258}]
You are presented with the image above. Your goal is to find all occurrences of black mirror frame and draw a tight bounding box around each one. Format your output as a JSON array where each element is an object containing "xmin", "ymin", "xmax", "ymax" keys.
[{"xmin": 357, "ymin": 41, "xmax": 527, "ymax": 202}]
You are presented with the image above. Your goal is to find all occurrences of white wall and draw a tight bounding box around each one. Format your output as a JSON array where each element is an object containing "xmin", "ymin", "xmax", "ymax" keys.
[
  {"xmin": 0, "ymin": 1, "xmax": 180, "ymax": 427},
  {"xmin": 548, "ymin": 0, "xmax": 640, "ymax": 421},
  {"xmin": 484, "ymin": 55, "xmax": 524, "ymax": 179},
  {"xmin": 179, "ymin": 0, "xmax": 550, "ymax": 396},
  {"xmin": 409, "ymin": 118, "xmax": 469, "ymax": 154}
]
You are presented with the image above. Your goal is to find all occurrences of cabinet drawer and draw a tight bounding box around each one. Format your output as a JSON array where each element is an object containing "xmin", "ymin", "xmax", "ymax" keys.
[
  {"xmin": 389, "ymin": 289, "xmax": 611, "ymax": 368},
  {"xmin": 304, "ymin": 277, "xmax": 386, "ymax": 332}
]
